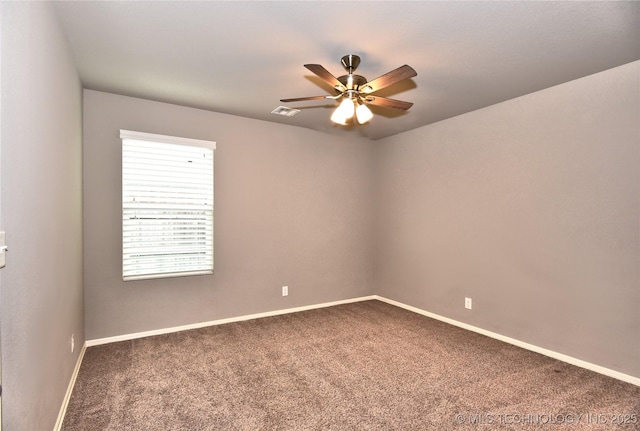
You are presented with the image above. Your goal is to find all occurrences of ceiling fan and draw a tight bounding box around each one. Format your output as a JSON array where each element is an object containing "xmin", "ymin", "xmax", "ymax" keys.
[{"xmin": 281, "ymin": 54, "xmax": 417, "ymax": 125}]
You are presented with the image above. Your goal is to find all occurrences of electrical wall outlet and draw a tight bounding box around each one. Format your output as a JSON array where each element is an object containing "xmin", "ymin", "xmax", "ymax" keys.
[
  {"xmin": 282, "ymin": 286, "xmax": 288, "ymax": 297},
  {"xmin": 465, "ymin": 297, "xmax": 472, "ymax": 310}
]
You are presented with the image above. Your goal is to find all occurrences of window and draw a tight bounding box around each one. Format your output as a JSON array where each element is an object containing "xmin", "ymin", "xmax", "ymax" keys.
[{"xmin": 121, "ymin": 130, "xmax": 215, "ymax": 281}]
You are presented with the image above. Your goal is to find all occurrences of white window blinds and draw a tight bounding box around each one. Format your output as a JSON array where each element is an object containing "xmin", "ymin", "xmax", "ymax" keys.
[{"xmin": 121, "ymin": 130, "xmax": 215, "ymax": 281}]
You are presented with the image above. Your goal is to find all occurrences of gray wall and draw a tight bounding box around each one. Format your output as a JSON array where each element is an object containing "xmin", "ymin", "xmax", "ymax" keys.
[
  {"xmin": 0, "ymin": 2, "xmax": 84, "ymax": 430},
  {"xmin": 374, "ymin": 61, "xmax": 640, "ymax": 377},
  {"xmin": 83, "ymin": 90, "xmax": 375, "ymax": 340}
]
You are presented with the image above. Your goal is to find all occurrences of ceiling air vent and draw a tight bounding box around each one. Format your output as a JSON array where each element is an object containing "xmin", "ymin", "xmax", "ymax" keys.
[{"xmin": 271, "ymin": 106, "xmax": 301, "ymax": 117}]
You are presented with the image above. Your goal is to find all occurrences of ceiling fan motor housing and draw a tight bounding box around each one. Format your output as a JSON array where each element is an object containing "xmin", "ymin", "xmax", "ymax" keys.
[{"xmin": 336, "ymin": 74, "xmax": 368, "ymax": 91}]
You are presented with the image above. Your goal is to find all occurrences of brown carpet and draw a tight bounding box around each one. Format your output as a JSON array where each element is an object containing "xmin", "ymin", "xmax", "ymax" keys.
[{"xmin": 62, "ymin": 300, "xmax": 640, "ymax": 430}]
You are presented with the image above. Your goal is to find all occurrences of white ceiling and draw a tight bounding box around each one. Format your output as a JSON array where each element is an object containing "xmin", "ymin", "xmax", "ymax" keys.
[{"xmin": 53, "ymin": 1, "xmax": 640, "ymax": 141}]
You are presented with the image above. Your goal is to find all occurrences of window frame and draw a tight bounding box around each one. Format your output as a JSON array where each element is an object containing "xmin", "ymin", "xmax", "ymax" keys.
[{"xmin": 120, "ymin": 129, "xmax": 216, "ymax": 281}]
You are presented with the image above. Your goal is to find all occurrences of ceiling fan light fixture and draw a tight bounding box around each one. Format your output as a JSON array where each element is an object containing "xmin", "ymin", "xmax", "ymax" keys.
[
  {"xmin": 331, "ymin": 97, "xmax": 355, "ymax": 125},
  {"xmin": 355, "ymin": 102, "xmax": 373, "ymax": 124}
]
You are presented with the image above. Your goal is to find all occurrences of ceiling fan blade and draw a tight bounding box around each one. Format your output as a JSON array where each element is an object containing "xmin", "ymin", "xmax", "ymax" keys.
[
  {"xmin": 280, "ymin": 96, "xmax": 333, "ymax": 103},
  {"xmin": 363, "ymin": 96, "xmax": 414, "ymax": 111},
  {"xmin": 361, "ymin": 65, "xmax": 417, "ymax": 94},
  {"xmin": 304, "ymin": 64, "xmax": 345, "ymax": 90}
]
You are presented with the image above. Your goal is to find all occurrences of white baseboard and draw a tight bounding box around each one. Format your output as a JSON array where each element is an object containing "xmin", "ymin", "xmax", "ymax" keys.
[
  {"xmin": 373, "ymin": 295, "xmax": 640, "ymax": 387},
  {"xmin": 86, "ymin": 295, "xmax": 378, "ymax": 347},
  {"xmin": 53, "ymin": 342, "xmax": 87, "ymax": 431}
]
